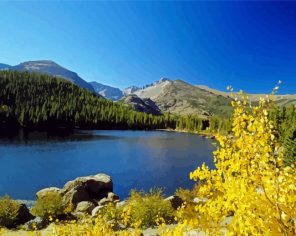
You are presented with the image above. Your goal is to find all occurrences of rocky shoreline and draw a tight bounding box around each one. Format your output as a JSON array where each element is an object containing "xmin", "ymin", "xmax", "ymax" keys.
[{"xmin": 3, "ymin": 173, "xmax": 184, "ymax": 232}]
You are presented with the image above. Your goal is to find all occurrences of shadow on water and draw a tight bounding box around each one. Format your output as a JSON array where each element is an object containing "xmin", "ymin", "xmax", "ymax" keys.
[{"xmin": 0, "ymin": 128, "xmax": 120, "ymax": 144}]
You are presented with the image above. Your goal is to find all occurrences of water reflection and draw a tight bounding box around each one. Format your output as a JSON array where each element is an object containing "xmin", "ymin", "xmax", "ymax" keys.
[{"xmin": 0, "ymin": 130, "xmax": 215, "ymax": 200}]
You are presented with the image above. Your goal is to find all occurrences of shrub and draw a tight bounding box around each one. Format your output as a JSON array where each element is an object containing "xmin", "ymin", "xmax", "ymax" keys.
[
  {"xmin": 175, "ymin": 185, "xmax": 201, "ymax": 203},
  {"xmin": 125, "ymin": 189, "xmax": 174, "ymax": 229},
  {"xmin": 31, "ymin": 191, "xmax": 66, "ymax": 220},
  {"xmin": 96, "ymin": 202, "xmax": 123, "ymax": 223},
  {"xmin": 187, "ymin": 89, "xmax": 296, "ymax": 235},
  {"xmin": 0, "ymin": 195, "xmax": 20, "ymax": 228}
]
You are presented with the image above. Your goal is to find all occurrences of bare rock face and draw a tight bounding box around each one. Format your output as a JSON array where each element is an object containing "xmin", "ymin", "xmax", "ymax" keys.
[
  {"xmin": 121, "ymin": 94, "xmax": 161, "ymax": 115},
  {"xmin": 24, "ymin": 217, "xmax": 46, "ymax": 230},
  {"xmin": 61, "ymin": 173, "xmax": 113, "ymax": 206},
  {"xmin": 107, "ymin": 192, "xmax": 120, "ymax": 202},
  {"xmin": 75, "ymin": 201, "xmax": 96, "ymax": 215},
  {"xmin": 15, "ymin": 204, "xmax": 34, "ymax": 226},
  {"xmin": 35, "ymin": 173, "xmax": 117, "ymax": 220},
  {"xmin": 91, "ymin": 205, "xmax": 105, "ymax": 218}
]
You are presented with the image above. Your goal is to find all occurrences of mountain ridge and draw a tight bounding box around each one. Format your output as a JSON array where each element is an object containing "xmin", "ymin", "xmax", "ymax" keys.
[
  {"xmin": 89, "ymin": 81, "xmax": 123, "ymax": 100},
  {"xmin": 1, "ymin": 60, "xmax": 295, "ymax": 117},
  {"xmin": 0, "ymin": 63, "xmax": 11, "ymax": 70},
  {"xmin": 5, "ymin": 60, "xmax": 95, "ymax": 92}
]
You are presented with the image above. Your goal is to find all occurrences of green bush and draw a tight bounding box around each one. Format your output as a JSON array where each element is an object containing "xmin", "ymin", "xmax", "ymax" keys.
[
  {"xmin": 0, "ymin": 195, "xmax": 20, "ymax": 228},
  {"xmin": 126, "ymin": 189, "xmax": 174, "ymax": 229},
  {"xmin": 175, "ymin": 187, "xmax": 195, "ymax": 203},
  {"xmin": 31, "ymin": 191, "xmax": 66, "ymax": 220},
  {"xmin": 97, "ymin": 202, "xmax": 123, "ymax": 223}
]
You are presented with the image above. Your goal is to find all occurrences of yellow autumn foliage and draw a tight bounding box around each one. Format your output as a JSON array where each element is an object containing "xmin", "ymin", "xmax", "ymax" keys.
[
  {"xmin": 182, "ymin": 91, "xmax": 296, "ymax": 235},
  {"xmin": 1, "ymin": 88, "xmax": 295, "ymax": 236}
]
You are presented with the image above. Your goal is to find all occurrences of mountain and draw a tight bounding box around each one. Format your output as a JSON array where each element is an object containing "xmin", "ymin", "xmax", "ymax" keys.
[
  {"xmin": 124, "ymin": 78, "xmax": 296, "ymax": 117},
  {"xmin": 0, "ymin": 70, "xmax": 171, "ymax": 131},
  {"xmin": 123, "ymin": 86, "xmax": 140, "ymax": 96},
  {"xmin": 128, "ymin": 79, "xmax": 233, "ymax": 117},
  {"xmin": 120, "ymin": 94, "xmax": 161, "ymax": 115},
  {"xmin": 196, "ymin": 85, "xmax": 296, "ymax": 106},
  {"xmin": 89, "ymin": 81, "xmax": 123, "ymax": 101},
  {"xmin": 10, "ymin": 60, "xmax": 95, "ymax": 92},
  {"xmin": 0, "ymin": 63, "xmax": 11, "ymax": 70},
  {"xmin": 2, "ymin": 60, "xmax": 294, "ymax": 115}
]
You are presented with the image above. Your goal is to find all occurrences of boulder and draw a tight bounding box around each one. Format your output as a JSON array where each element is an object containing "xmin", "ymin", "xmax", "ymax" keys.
[
  {"xmin": 24, "ymin": 217, "xmax": 46, "ymax": 230},
  {"xmin": 62, "ymin": 186, "xmax": 91, "ymax": 207},
  {"xmin": 91, "ymin": 205, "xmax": 105, "ymax": 218},
  {"xmin": 165, "ymin": 195, "xmax": 183, "ymax": 210},
  {"xmin": 107, "ymin": 192, "xmax": 120, "ymax": 202},
  {"xmin": 116, "ymin": 201, "xmax": 127, "ymax": 208},
  {"xmin": 98, "ymin": 197, "xmax": 113, "ymax": 206},
  {"xmin": 36, "ymin": 187, "xmax": 61, "ymax": 200},
  {"xmin": 61, "ymin": 173, "xmax": 113, "ymax": 206},
  {"xmin": 15, "ymin": 204, "xmax": 34, "ymax": 225},
  {"xmin": 107, "ymin": 219, "xmax": 126, "ymax": 231},
  {"xmin": 75, "ymin": 201, "xmax": 96, "ymax": 215},
  {"xmin": 71, "ymin": 211, "xmax": 86, "ymax": 220}
]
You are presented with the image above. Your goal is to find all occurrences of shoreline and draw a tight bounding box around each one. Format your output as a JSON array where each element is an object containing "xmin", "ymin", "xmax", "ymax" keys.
[
  {"xmin": 3, "ymin": 129, "xmax": 216, "ymax": 206},
  {"xmin": 156, "ymin": 128, "xmax": 217, "ymax": 139}
]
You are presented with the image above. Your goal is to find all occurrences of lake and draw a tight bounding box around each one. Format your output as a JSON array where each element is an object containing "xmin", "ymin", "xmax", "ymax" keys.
[{"xmin": 0, "ymin": 130, "xmax": 216, "ymax": 200}]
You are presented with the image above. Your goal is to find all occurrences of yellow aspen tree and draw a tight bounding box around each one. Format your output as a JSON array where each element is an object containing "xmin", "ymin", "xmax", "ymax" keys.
[{"xmin": 189, "ymin": 90, "xmax": 296, "ymax": 235}]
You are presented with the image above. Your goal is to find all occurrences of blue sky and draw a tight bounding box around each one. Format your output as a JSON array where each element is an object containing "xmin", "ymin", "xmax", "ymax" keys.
[{"xmin": 0, "ymin": 1, "xmax": 295, "ymax": 94}]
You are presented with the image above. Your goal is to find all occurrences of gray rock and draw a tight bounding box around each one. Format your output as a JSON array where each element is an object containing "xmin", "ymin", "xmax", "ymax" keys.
[
  {"xmin": 121, "ymin": 94, "xmax": 161, "ymax": 115},
  {"xmin": 107, "ymin": 220, "xmax": 126, "ymax": 231},
  {"xmin": 165, "ymin": 195, "xmax": 183, "ymax": 210},
  {"xmin": 116, "ymin": 201, "xmax": 127, "ymax": 208},
  {"xmin": 24, "ymin": 217, "xmax": 46, "ymax": 230},
  {"xmin": 91, "ymin": 205, "xmax": 105, "ymax": 218},
  {"xmin": 75, "ymin": 201, "xmax": 96, "ymax": 215},
  {"xmin": 61, "ymin": 173, "xmax": 113, "ymax": 206},
  {"xmin": 107, "ymin": 192, "xmax": 120, "ymax": 201},
  {"xmin": 71, "ymin": 212, "xmax": 86, "ymax": 220},
  {"xmin": 98, "ymin": 197, "xmax": 113, "ymax": 206},
  {"xmin": 15, "ymin": 204, "xmax": 34, "ymax": 226}
]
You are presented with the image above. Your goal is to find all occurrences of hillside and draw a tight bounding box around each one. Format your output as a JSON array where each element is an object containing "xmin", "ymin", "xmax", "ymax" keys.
[
  {"xmin": 0, "ymin": 63, "xmax": 11, "ymax": 70},
  {"xmin": 1, "ymin": 60, "xmax": 294, "ymax": 116},
  {"xmin": 132, "ymin": 79, "xmax": 233, "ymax": 117},
  {"xmin": 196, "ymin": 85, "xmax": 296, "ymax": 106},
  {"xmin": 0, "ymin": 70, "xmax": 174, "ymax": 131},
  {"xmin": 120, "ymin": 94, "xmax": 161, "ymax": 115},
  {"xmin": 10, "ymin": 60, "xmax": 95, "ymax": 92}
]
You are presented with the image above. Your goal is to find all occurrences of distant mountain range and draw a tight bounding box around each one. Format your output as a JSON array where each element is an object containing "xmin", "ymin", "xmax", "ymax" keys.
[
  {"xmin": 0, "ymin": 63, "xmax": 11, "ymax": 70},
  {"xmin": 1, "ymin": 60, "xmax": 295, "ymax": 117},
  {"xmin": 1, "ymin": 60, "xmax": 94, "ymax": 92},
  {"xmin": 123, "ymin": 86, "xmax": 140, "ymax": 96},
  {"xmin": 89, "ymin": 81, "xmax": 123, "ymax": 100},
  {"xmin": 128, "ymin": 78, "xmax": 233, "ymax": 117}
]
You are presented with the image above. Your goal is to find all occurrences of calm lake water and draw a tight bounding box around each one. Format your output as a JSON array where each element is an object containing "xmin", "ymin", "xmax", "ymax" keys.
[{"xmin": 0, "ymin": 130, "xmax": 215, "ymax": 200}]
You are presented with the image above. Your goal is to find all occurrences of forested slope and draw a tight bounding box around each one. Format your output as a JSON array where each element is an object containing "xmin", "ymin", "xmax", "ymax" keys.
[{"xmin": 0, "ymin": 71, "xmax": 175, "ymax": 131}]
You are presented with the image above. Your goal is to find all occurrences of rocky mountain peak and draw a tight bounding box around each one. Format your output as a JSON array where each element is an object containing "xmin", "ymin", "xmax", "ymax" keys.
[{"xmin": 10, "ymin": 60, "xmax": 95, "ymax": 92}]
